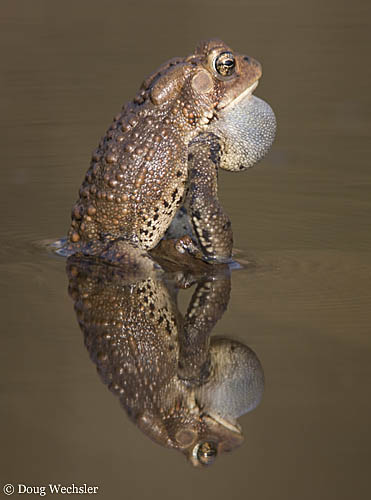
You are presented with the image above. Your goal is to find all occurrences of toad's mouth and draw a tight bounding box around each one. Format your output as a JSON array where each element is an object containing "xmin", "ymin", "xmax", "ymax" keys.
[
  {"xmin": 204, "ymin": 412, "xmax": 242, "ymax": 434},
  {"xmin": 216, "ymin": 80, "xmax": 259, "ymax": 111}
]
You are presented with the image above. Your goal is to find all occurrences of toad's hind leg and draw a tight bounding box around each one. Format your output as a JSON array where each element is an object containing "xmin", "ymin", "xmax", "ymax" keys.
[
  {"xmin": 97, "ymin": 239, "xmax": 161, "ymax": 275},
  {"xmin": 186, "ymin": 133, "xmax": 233, "ymax": 263},
  {"xmin": 62, "ymin": 237, "xmax": 160, "ymax": 276}
]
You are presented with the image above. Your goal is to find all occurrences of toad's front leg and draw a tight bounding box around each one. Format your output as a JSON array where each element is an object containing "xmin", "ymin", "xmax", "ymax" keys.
[
  {"xmin": 186, "ymin": 134, "xmax": 233, "ymax": 263},
  {"xmin": 177, "ymin": 271, "xmax": 231, "ymax": 383}
]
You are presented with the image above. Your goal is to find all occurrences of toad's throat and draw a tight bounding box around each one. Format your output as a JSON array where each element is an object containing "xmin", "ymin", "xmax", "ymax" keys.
[
  {"xmin": 208, "ymin": 89, "xmax": 277, "ymax": 171},
  {"xmin": 216, "ymin": 80, "xmax": 259, "ymax": 111}
]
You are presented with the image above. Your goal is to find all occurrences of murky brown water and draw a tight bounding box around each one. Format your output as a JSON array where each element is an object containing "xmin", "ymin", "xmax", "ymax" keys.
[{"xmin": 1, "ymin": 0, "xmax": 371, "ymax": 498}]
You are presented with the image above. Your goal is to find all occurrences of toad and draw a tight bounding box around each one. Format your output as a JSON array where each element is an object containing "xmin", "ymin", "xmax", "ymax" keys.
[
  {"xmin": 67, "ymin": 255, "xmax": 264, "ymax": 466},
  {"xmin": 60, "ymin": 39, "xmax": 276, "ymax": 267}
]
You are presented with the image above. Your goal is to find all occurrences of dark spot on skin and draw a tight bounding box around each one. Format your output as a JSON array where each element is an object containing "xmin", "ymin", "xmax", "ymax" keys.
[
  {"xmin": 193, "ymin": 210, "xmax": 201, "ymax": 220},
  {"xmin": 243, "ymin": 56, "xmax": 250, "ymax": 62},
  {"xmin": 154, "ymin": 214, "xmax": 159, "ymax": 221},
  {"xmin": 202, "ymin": 229, "xmax": 211, "ymax": 241},
  {"xmin": 188, "ymin": 153, "xmax": 194, "ymax": 161},
  {"xmin": 149, "ymin": 303, "xmax": 155, "ymax": 311},
  {"xmin": 239, "ymin": 165, "xmax": 245, "ymax": 170},
  {"xmin": 176, "ymin": 170, "xmax": 182, "ymax": 177},
  {"xmin": 223, "ymin": 220, "xmax": 231, "ymax": 230},
  {"xmin": 163, "ymin": 200, "xmax": 169, "ymax": 208},
  {"xmin": 209, "ymin": 142, "xmax": 221, "ymax": 166},
  {"xmin": 171, "ymin": 189, "xmax": 178, "ymax": 202},
  {"xmin": 165, "ymin": 319, "xmax": 172, "ymax": 335}
]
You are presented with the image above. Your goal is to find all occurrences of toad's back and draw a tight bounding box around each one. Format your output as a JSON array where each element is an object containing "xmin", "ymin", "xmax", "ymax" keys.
[
  {"xmin": 67, "ymin": 68, "xmax": 191, "ymax": 251},
  {"xmin": 69, "ymin": 108, "xmax": 188, "ymax": 250}
]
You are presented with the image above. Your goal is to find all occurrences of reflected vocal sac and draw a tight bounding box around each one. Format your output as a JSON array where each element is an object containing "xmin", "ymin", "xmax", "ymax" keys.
[{"xmin": 67, "ymin": 256, "xmax": 264, "ymax": 467}]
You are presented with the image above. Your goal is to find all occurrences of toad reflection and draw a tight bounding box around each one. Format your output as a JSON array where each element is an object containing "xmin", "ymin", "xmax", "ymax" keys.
[{"xmin": 67, "ymin": 256, "xmax": 264, "ymax": 467}]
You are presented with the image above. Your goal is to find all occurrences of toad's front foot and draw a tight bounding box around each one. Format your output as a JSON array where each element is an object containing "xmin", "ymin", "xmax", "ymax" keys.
[{"xmin": 174, "ymin": 235, "xmax": 205, "ymax": 260}]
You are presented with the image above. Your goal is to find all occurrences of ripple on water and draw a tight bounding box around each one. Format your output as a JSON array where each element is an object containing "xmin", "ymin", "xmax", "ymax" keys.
[
  {"xmin": 232, "ymin": 248, "xmax": 371, "ymax": 340},
  {"xmin": 0, "ymin": 228, "xmax": 67, "ymax": 292}
]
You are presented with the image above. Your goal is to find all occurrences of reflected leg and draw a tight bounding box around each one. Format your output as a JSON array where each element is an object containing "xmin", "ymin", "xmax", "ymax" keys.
[{"xmin": 178, "ymin": 271, "xmax": 231, "ymax": 383}]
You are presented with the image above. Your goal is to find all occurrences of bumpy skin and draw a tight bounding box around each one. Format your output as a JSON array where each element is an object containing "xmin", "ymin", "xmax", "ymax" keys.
[
  {"xmin": 67, "ymin": 256, "xmax": 264, "ymax": 466},
  {"xmin": 62, "ymin": 39, "xmax": 270, "ymax": 265},
  {"xmin": 185, "ymin": 134, "xmax": 233, "ymax": 260}
]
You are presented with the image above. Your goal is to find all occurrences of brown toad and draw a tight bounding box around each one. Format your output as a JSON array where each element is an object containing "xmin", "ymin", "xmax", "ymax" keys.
[
  {"xmin": 61, "ymin": 39, "xmax": 276, "ymax": 266},
  {"xmin": 67, "ymin": 255, "xmax": 264, "ymax": 467}
]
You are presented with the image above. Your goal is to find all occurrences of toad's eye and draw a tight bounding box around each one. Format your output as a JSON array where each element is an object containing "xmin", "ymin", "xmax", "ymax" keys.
[
  {"xmin": 214, "ymin": 52, "xmax": 236, "ymax": 77},
  {"xmin": 194, "ymin": 441, "xmax": 218, "ymax": 466}
]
